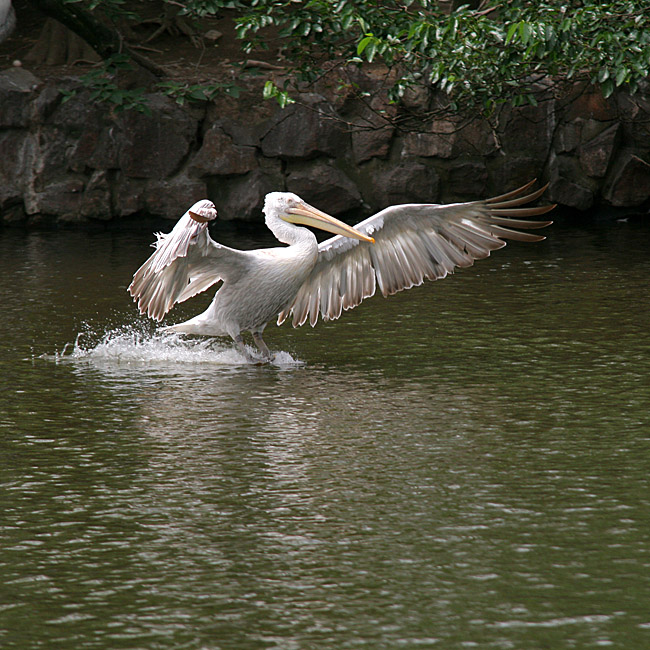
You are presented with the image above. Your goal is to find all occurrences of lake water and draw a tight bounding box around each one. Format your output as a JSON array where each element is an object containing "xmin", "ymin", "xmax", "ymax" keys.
[{"xmin": 1, "ymin": 217, "xmax": 649, "ymax": 649}]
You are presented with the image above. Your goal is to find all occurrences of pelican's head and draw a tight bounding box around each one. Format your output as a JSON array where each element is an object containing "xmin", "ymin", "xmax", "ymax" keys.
[{"xmin": 264, "ymin": 192, "xmax": 374, "ymax": 243}]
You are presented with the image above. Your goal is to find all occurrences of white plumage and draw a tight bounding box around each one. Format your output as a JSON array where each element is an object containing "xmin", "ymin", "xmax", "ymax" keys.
[
  {"xmin": 128, "ymin": 181, "xmax": 554, "ymax": 362},
  {"xmin": 0, "ymin": 0, "xmax": 16, "ymax": 44}
]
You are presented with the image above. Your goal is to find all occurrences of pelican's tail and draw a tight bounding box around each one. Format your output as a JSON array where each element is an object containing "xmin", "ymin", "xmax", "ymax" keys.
[
  {"xmin": 161, "ymin": 322, "xmax": 195, "ymax": 334},
  {"xmin": 161, "ymin": 315, "xmax": 227, "ymax": 337}
]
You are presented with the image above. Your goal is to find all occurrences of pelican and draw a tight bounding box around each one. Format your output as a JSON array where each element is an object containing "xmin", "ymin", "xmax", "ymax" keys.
[{"xmin": 128, "ymin": 180, "xmax": 554, "ymax": 362}]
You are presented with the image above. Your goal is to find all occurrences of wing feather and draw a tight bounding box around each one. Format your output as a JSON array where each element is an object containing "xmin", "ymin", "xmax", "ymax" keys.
[
  {"xmin": 279, "ymin": 181, "xmax": 554, "ymax": 328},
  {"xmin": 128, "ymin": 200, "xmax": 247, "ymax": 321}
]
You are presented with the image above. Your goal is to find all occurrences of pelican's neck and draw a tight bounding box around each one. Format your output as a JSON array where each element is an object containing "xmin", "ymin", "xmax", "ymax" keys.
[{"xmin": 264, "ymin": 212, "xmax": 317, "ymax": 248}]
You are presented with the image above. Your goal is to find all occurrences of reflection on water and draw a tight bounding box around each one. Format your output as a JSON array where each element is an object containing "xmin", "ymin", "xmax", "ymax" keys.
[{"xmin": 1, "ymin": 222, "xmax": 649, "ymax": 649}]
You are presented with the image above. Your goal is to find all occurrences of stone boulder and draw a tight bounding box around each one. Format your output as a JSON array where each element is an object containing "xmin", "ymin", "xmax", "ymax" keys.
[
  {"xmin": 207, "ymin": 169, "xmax": 281, "ymax": 221},
  {"xmin": 116, "ymin": 94, "xmax": 199, "ymax": 178},
  {"xmin": 113, "ymin": 175, "xmax": 146, "ymax": 218},
  {"xmin": 403, "ymin": 121, "xmax": 456, "ymax": 159},
  {"xmin": 2, "ymin": 67, "xmax": 650, "ymax": 225},
  {"xmin": 351, "ymin": 125, "xmax": 394, "ymax": 164},
  {"xmin": 144, "ymin": 175, "xmax": 209, "ymax": 219},
  {"xmin": 498, "ymin": 100, "xmax": 555, "ymax": 160},
  {"xmin": 490, "ymin": 156, "xmax": 545, "ymax": 193},
  {"xmin": 68, "ymin": 122, "xmax": 120, "ymax": 172},
  {"xmin": 603, "ymin": 152, "xmax": 650, "ymax": 206},
  {"xmin": 554, "ymin": 119, "xmax": 583, "ymax": 154},
  {"xmin": 0, "ymin": 130, "xmax": 29, "ymax": 208},
  {"xmin": 548, "ymin": 156, "xmax": 595, "ymax": 210},
  {"xmin": 286, "ymin": 161, "xmax": 362, "ymax": 215},
  {"xmin": 261, "ymin": 98, "xmax": 348, "ymax": 160},
  {"xmin": 564, "ymin": 84, "xmax": 618, "ymax": 122},
  {"xmin": 79, "ymin": 170, "xmax": 112, "ymax": 220},
  {"xmin": 0, "ymin": 68, "xmax": 41, "ymax": 127},
  {"xmin": 403, "ymin": 117, "xmax": 497, "ymax": 160},
  {"xmin": 447, "ymin": 161, "xmax": 488, "ymax": 199},
  {"xmin": 25, "ymin": 177, "xmax": 85, "ymax": 220},
  {"xmin": 190, "ymin": 126, "xmax": 257, "ymax": 176},
  {"xmin": 371, "ymin": 162, "xmax": 439, "ymax": 208},
  {"xmin": 579, "ymin": 123, "xmax": 620, "ymax": 178}
]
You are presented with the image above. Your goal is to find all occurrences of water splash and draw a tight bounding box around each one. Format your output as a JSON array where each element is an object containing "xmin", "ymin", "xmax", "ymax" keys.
[{"xmin": 54, "ymin": 322, "xmax": 302, "ymax": 369}]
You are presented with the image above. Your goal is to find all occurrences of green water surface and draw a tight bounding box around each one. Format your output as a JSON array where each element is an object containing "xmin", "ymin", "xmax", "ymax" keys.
[{"xmin": 1, "ymin": 219, "xmax": 649, "ymax": 649}]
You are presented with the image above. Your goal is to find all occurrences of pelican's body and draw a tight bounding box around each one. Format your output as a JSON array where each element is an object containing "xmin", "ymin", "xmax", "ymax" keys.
[
  {"xmin": 129, "ymin": 183, "xmax": 554, "ymax": 362},
  {"xmin": 170, "ymin": 228, "xmax": 317, "ymax": 340}
]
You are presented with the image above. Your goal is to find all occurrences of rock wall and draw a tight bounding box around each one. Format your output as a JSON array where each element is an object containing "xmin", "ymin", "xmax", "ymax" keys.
[{"xmin": 1, "ymin": 65, "xmax": 649, "ymax": 226}]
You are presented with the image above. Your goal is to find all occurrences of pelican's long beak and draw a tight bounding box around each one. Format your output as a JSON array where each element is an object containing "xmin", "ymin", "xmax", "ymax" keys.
[{"xmin": 286, "ymin": 203, "xmax": 375, "ymax": 243}]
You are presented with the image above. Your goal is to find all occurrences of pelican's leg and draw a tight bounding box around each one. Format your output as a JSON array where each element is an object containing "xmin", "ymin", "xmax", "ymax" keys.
[
  {"xmin": 233, "ymin": 334, "xmax": 257, "ymax": 363},
  {"xmin": 252, "ymin": 331, "xmax": 274, "ymax": 361}
]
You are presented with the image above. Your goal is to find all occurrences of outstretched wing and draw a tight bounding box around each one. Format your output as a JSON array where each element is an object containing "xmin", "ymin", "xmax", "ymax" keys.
[
  {"xmin": 128, "ymin": 199, "xmax": 247, "ymax": 321},
  {"xmin": 279, "ymin": 180, "xmax": 555, "ymax": 328}
]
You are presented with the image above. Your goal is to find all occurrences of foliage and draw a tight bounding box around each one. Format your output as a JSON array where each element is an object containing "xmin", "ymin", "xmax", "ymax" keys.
[
  {"xmin": 61, "ymin": 55, "xmax": 244, "ymax": 112},
  {"xmin": 158, "ymin": 80, "xmax": 244, "ymax": 104},
  {"xmin": 75, "ymin": 54, "xmax": 151, "ymax": 113},
  {"xmin": 42, "ymin": 1, "xmax": 650, "ymax": 113},
  {"xmin": 222, "ymin": 0, "xmax": 650, "ymax": 112},
  {"xmin": 262, "ymin": 79, "xmax": 295, "ymax": 108}
]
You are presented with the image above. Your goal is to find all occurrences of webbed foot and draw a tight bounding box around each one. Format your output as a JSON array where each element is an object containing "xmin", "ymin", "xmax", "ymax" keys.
[
  {"xmin": 252, "ymin": 331, "xmax": 274, "ymax": 363},
  {"xmin": 234, "ymin": 334, "xmax": 274, "ymax": 365}
]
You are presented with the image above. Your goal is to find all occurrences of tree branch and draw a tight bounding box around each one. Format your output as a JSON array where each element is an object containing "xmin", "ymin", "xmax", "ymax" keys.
[{"xmin": 26, "ymin": 0, "xmax": 167, "ymax": 77}]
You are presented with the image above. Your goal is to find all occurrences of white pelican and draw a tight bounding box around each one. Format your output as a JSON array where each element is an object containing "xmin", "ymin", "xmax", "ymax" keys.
[{"xmin": 128, "ymin": 181, "xmax": 554, "ymax": 362}]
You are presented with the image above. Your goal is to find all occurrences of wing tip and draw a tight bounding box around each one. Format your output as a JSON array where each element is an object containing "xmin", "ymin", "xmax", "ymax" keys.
[
  {"xmin": 486, "ymin": 179, "xmax": 538, "ymax": 204},
  {"xmin": 189, "ymin": 210, "xmax": 214, "ymax": 224},
  {"xmin": 484, "ymin": 181, "xmax": 555, "ymax": 240}
]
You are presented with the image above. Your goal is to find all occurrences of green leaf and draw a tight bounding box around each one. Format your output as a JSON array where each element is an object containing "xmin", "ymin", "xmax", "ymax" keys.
[
  {"xmin": 447, "ymin": 16, "xmax": 458, "ymax": 40},
  {"xmin": 262, "ymin": 80, "xmax": 275, "ymax": 100},
  {"xmin": 59, "ymin": 89, "xmax": 76, "ymax": 104},
  {"xmin": 544, "ymin": 23, "xmax": 555, "ymax": 43},
  {"xmin": 601, "ymin": 78, "xmax": 615, "ymax": 98},
  {"xmin": 224, "ymin": 85, "xmax": 242, "ymax": 98},
  {"xmin": 357, "ymin": 35, "xmax": 374, "ymax": 56},
  {"xmin": 365, "ymin": 39, "xmax": 378, "ymax": 62},
  {"xmin": 262, "ymin": 80, "xmax": 294, "ymax": 107}
]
